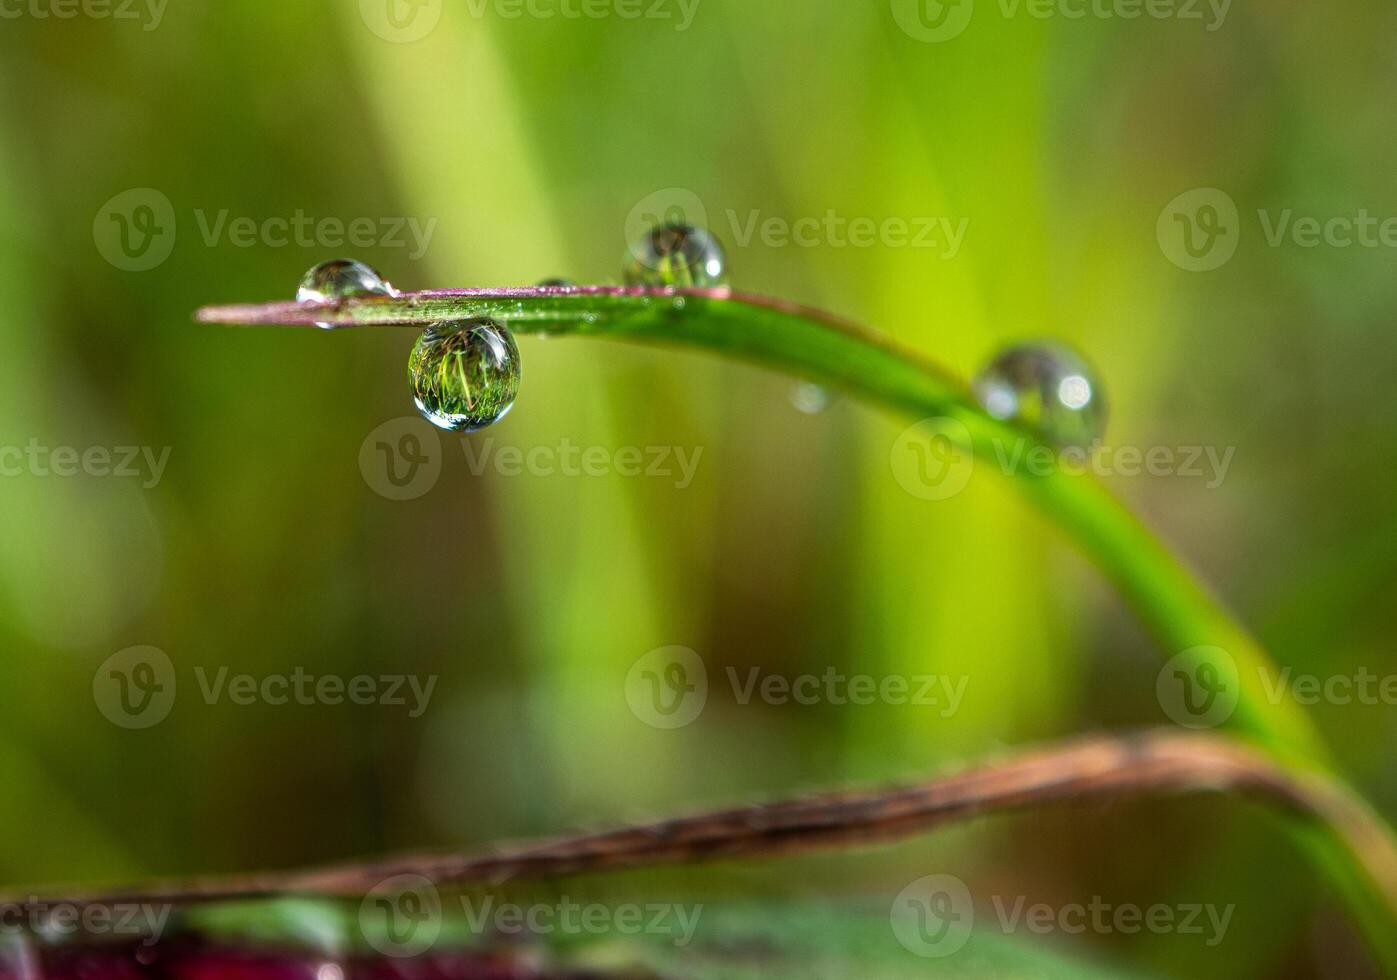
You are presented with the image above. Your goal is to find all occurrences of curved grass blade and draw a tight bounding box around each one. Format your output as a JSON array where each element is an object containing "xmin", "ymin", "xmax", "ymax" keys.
[
  {"xmin": 196, "ymin": 286, "xmax": 1309, "ymax": 755},
  {"xmin": 196, "ymin": 285, "xmax": 1397, "ymax": 968}
]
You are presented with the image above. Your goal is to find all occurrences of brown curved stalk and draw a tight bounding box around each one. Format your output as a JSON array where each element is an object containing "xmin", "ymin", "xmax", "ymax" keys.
[{"xmin": 23, "ymin": 730, "xmax": 1396, "ymax": 916}]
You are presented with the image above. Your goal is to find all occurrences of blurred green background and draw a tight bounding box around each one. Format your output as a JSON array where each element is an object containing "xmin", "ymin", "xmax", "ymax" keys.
[{"xmin": 0, "ymin": 1, "xmax": 1394, "ymax": 976}]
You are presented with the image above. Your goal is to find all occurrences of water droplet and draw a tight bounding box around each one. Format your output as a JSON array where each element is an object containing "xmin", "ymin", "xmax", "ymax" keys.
[
  {"xmin": 297, "ymin": 259, "xmax": 395, "ymax": 329},
  {"xmin": 409, "ymin": 319, "xmax": 521, "ymax": 432},
  {"xmin": 537, "ymin": 277, "xmax": 576, "ymax": 288},
  {"xmin": 790, "ymin": 383, "xmax": 832, "ymax": 415},
  {"xmin": 973, "ymin": 342, "xmax": 1106, "ymax": 448},
  {"xmin": 623, "ymin": 222, "xmax": 727, "ymax": 287}
]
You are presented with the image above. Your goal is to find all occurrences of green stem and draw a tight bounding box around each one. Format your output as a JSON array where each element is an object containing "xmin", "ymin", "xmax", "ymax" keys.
[{"xmin": 197, "ymin": 285, "xmax": 1397, "ymax": 969}]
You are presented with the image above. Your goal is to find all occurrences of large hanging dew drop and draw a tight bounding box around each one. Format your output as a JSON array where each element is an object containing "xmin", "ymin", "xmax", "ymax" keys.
[
  {"xmin": 409, "ymin": 319, "xmax": 521, "ymax": 432},
  {"xmin": 623, "ymin": 222, "xmax": 727, "ymax": 287},
  {"xmin": 296, "ymin": 259, "xmax": 395, "ymax": 329},
  {"xmin": 973, "ymin": 342, "xmax": 1106, "ymax": 449}
]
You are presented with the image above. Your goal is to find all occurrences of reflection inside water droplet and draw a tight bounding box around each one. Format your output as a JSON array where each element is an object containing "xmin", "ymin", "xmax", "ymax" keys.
[
  {"xmin": 409, "ymin": 319, "xmax": 521, "ymax": 432},
  {"xmin": 623, "ymin": 222, "xmax": 727, "ymax": 287},
  {"xmin": 297, "ymin": 259, "xmax": 395, "ymax": 329},
  {"xmin": 973, "ymin": 342, "xmax": 1106, "ymax": 449},
  {"xmin": 790, "ymin": 383, "xmax": 832, "ymax": 415}
]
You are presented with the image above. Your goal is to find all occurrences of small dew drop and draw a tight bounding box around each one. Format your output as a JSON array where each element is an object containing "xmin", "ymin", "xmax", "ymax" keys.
[
  {"xmin": 409, "ymin": 319, "xmax": 521, "ymax": 432},
  {"xmin": 296, "ymin": 259, "xmax": 395, "ymax": 329},
  {"xmin": 623, "ymin": 222, "xmax": 727, "ymax": 287},
  {"xmin": 537, "ymin": 277, "xmax": 577, "ymax": 288},
  {"xmin": 973, "ymin": 342, "xmax": 1106, "ymax": 449}
]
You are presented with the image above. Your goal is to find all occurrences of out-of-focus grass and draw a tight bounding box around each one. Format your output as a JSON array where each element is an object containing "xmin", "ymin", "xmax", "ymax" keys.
[{"xmin": 1, "ymin": 2, "xmax": 1395, "ymax": 975}]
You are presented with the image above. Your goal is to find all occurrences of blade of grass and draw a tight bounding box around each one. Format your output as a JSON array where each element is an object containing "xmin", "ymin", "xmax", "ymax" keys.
[
  {"xmin": 198, "ymin": 285, "xmax": 1397, "ymax": 968},
  {"xmin": 191, "ymin": 284, "xmax": 1332, "ymax": 756}
]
